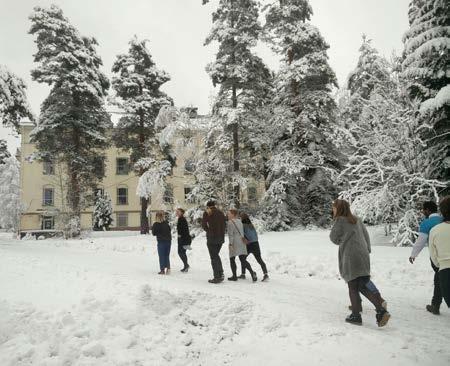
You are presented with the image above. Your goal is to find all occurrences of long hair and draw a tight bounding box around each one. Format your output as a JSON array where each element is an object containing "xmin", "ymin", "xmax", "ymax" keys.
[
  {"xmin": 240, "ymin": 212, "xmax": 255, "ymax": 230},
  {"xmin": 155, "ymin": 210, "xmax": 166, "ymax": 223},
  {"xmin": 333, "ymin": 199, "xmax": 357, "ymax": 224}
]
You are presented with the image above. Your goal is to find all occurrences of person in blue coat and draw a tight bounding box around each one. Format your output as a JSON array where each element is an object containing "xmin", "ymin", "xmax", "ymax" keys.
[{"xmin": 239, "ymin": 213, "xmax": 269, "ymax": 282}]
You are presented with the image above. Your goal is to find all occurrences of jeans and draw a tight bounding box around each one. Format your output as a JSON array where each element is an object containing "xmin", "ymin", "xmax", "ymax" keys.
[
  {"xmin": 439, "ymin": 268, "xmax": 450, "ymax": 308},
  {"xmin": 431, "ymin": 259, "xmax": 443, "ymax": 307},
  {"xmin": 231, "ymin": 255, "xmax": 253, "ymax": 277},
  {"xmin": 207, "ymin": 241, "xmax": 224, "ymax": 279},
  {"xmin": 348, "ymin": 276, "xmax": 384, "ymax": 314},
  {"xmin": 157, "ymin": 240, "xmax": 171, "ymax": 271}
]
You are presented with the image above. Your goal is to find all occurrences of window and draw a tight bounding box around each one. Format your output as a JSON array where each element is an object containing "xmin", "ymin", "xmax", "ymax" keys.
[
  {"xmin": 164, "ymin": 185, "xmax": 173, "ymax": 204},
  {"xmin": 117, "ymin": 187, "xmax": 128, "ymax": 205},
  {"xmin": 184, "ymin": 186, "xmax": 192, "ymax": 202},
  {"xmin": 93, "ymin": 157, "xmax": 105, "ymax": 177},
  {"xmin": 41, "ymin": 216, "xmax": 54, "ymax": 230},
  {"xmin": 116, "ymin": 212, "xmax": 128, "ymax": 227},
  {"xmin": 116, "ymin": 158, "xmax": 129, "ymax": 175},
  {"xmin": 43, "ymin": 187, "xmax": 54, "ymax": 206},
  {"xmin": 43, "ymin": 161, "xmax": 54, "ymax": 175},
  {"xmin": 248, "ymin": 186, "xmax": 257, "ymax": 204},
  {"xmin": 184, "ymin": 159, "xmax": 195, "ymax": 175}
]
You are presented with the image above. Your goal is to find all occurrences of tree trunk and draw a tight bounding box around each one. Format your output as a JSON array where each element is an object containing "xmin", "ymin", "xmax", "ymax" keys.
[
  {"xmin": 232, "ymin": 84, "xmax": 240, "ymax": 208},
  {"xmin": 138, "ymin": 111, "xmax": 150, "ymax": 234},
  {"xmin": 140, "ymin": 197, "xmax": 149, "ymax": 234}
]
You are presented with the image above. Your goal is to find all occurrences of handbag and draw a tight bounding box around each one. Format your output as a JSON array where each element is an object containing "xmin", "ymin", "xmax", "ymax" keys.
[{"xmin": 230, "ymin": 219, "xmax": 250, "ymax": 245}]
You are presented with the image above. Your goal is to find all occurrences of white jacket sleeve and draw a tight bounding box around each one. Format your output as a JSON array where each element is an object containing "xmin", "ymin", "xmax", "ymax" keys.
[
  {"xmin": 429, "ymin": 231, "xmax": 439, "ymax": 268},
  {"xmin": 410, "ymin": 233, "xmax": 428, "ymax": 258}
]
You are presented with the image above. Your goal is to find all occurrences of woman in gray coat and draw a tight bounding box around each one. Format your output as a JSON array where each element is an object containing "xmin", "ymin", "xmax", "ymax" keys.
[
  {"xmin": 330, "ymin": 199, "xmax": 390, "ymax": 327},
  {"xmin": 227, "ymin": 209, "xmax": 257, "ymax": 282}
]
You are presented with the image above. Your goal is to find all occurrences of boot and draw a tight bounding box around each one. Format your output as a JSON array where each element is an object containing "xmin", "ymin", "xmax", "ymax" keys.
[
  {"xmin": 228, "ymin": 276, "xmax": 238, "ymax": 281},
  {"xmin": 345, "ymin": 313, "xmax": 362, "ymax": 326},
  {"xmin": 376, "ymin": 309, "xmax": 391, "ymax": 327},
  {"xmin": 426, "ymin": 304, "xmax": 440, "ymax": 315},
  {"xmin": 158, "ymin": 270, "xmax": 165, "ymax": 275},
  {"xmin": 208, "ymin": 277, "xmax": 224, "ymax": 284},
  {"xmin": 181, "ymin": 265, "xmax": 190, "ymax": 273},
  {"xmin": 238, "ymin": 274, "xmax": 246, "ymax": 279},
  {"xmin": 262, "ymin": 274, "xmax": 269, "ymax": 282},
  {"xmin": 251, "ymin": 271, "xmax": 257, "ymax": 282}
]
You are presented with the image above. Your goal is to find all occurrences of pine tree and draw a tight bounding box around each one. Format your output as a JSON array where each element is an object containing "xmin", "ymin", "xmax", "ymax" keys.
[
  {"xmin": 0, "ymin": 65, "xmax": 34, "ymax": 132},
  {"xmin": 204, "ymin": 0, "xmax": 272, "ymax": 208},
  {"xmin": 0, "ymin": 156, "xmax": 23, "ymax": 232},
  {"xmin": 110, "ymin": 37, "xmax": 173, "ymax": 234},
  {"xmin": 402, "ymin": 0, "xmax": 450, "ymax": 185},
  {"xmin": 29, "ymin": 5, "xmax": 111, "ymax": 236},
  {"xmin": 93, "ymin": 191, "xmax": 113, "ymax": 231},
  {"xmin": 0, "ymin": 139, "xmax": 11, "ymax": 164},
  {"xmin": 262, "ymin": 0, "xmax": 341, "ymax": 229}
]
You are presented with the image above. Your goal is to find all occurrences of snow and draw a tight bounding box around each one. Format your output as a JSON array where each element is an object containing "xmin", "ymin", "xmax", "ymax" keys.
[{"xmin": 1, "ymin": 229, "xmax": 449, "ymax": 366}]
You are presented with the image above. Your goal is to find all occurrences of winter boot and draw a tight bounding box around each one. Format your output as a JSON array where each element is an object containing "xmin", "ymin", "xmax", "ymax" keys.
[
  {"xmin": 376, "ymin": 309, "xmax": 391, "ymax": 327},
  {"xmin": 228, "ymin": 276, "xmax": 238, "ymax": 281},
  {"xmin": 158, "ymin": 270, "xmax": 165, "ymax": 275},
  {"xmin": 181, "ymin": 265, "xmax": 190, "ymax": 273},
  {"xmin": 345, "ymin": 313, "xmax": 362, "ymax": 326},
  {"xmin": 238, "ymin": 274, "xmax": 246, "ymax": 279},
  {"xmin": 426, "ymin": 304, "xmax": 440, "ymax": 315},
  {"xmin": 262, "ymin": 274, "xmax": 269, "ymax": 282},
  {"xmin": 251, "ymin": 271, "xmax": 257, "ymax": 282}
]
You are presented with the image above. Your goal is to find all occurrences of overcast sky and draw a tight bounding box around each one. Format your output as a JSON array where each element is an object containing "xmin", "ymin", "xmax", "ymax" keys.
[{"xmin": 0, "ymin": 0, "xmax": 410, "ymax": 153}]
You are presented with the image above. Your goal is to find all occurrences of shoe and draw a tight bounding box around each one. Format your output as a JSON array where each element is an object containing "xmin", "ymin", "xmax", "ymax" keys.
[
  {"xmin": 251, "ymin": 271, "xmax": 257, "ymax": 282},
  {"xmin": 262, "ymin": 274, "xmax": 269, "ymax": 282},
  {"xmin": 376, "ymin": 309, "xmax": 391, "ymax": 327},
  {"xmin": 238, "ymin": 274, "xmax": 246, "ymax": 279},
  {"xmin": 181, "ymin": 266, "xmax": 190, "ymax": 273},
  {"xmin": 426, "ymin": 304, "xmax": 440, "ymax": 315},
  {"xmin": 158, "ymin": 271, "xmax": 165, "ymax": 275},
  {"xmin": 345, "ymin": 313, "xmax": 362, "ymax": 326},
  {"xmin": 208, "ymin": 277, "xmax": 224, "ymax": 284},
  {"xmin": 228, "ymin": 276, "xmax": 238, "ymax": 281}
]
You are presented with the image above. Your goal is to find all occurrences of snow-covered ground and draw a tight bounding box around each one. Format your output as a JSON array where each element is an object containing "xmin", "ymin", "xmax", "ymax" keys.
[{"xmin": 0, "ymin": 228, "xmax": 449, "ymax": 366}]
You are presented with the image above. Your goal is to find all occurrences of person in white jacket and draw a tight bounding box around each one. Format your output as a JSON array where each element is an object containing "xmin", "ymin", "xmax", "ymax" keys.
[{"xmin": 429, "ymin": 196, "xmax": 450, "ymax": 308}]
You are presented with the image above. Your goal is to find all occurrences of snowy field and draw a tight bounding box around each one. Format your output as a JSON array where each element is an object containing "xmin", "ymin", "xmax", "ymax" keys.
[{"xmin": 0, "ymin": 228, "xmax": 449, "ymax": 366}]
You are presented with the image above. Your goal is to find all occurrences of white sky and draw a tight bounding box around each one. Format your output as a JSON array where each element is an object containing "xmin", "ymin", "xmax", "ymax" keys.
[{"xmin": 0, "ymin": 0, "xmax": 410, "ymax": 153}]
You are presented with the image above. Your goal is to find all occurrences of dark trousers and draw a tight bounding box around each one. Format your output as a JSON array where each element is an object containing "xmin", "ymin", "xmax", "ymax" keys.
[
  {"xmin": 241, "ymin": 242, "xmax": 268, "ymax": 275},
  {"xmin": 178, "ymin": 245, "xmax": 188, "ymax": 268},
  {"xmin": 157, "ymin": 240, "xmax": 171, "ymax": 271},
  {"xmin": 231, "ymin": 255, "xmax": 253, "ymax": 277},
  {"xmin": 431, "ymin": 260, "xmax": 443, "ymax": 307},
  {"xmin": 439, "ymin": 268, "xmax": 450, "ymax": 308},
  {"xmin": 348, "ymin": 276, "xmax": 384, "ymax": 314},
  {"xmin": 207, "ymin": 241, "xmax": 223, "ymax": 279}
]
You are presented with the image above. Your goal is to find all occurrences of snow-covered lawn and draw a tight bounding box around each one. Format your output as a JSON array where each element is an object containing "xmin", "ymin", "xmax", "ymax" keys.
[{"xmin": 0, "ymin": 229, "xmax": 448, "ymax": 366}]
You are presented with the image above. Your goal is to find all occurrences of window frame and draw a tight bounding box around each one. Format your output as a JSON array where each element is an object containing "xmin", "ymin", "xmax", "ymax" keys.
[
  {"xmin": 41, "ymin": 215, "xmax": 55, "ymax": 230},
  {"xmin": 116, "ymin": 157, "xmax": 130, "ymax": 175},
  {"xmin": 116, "ymin": 186, "xmax": 128, "ymax": 205},
  {"xmin": 42, "ymin": 187, "xmax": 54, "ymax": 206},
  {"xmin": 42, "ymin": 160, "xmax": 54, "ymax": 175},
  {"xmin": 116, "ymin": 212, "xmax": 128, "ymax": 228}
]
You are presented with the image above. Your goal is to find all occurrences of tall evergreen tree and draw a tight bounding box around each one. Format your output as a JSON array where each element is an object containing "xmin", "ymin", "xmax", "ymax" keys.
[
  {"xmin": 0, "ymin": 139, "xmax": 10, "ymax": 164},
  {"xmin": 0, "ymin": 65, "xmax": 34, "ymax": 132},
  {"xmin": 203, "ymin": 0, "xmax": 272, "ymax": 208},
  {"xmin": 262, "ymin": 0, "xmax": 340, "ymax": 229},
  {"xmin": 93, "ymin": 191, "xmax": 113, "ymax": 231},
  {"xmin": 110, "ymin": 37, "xmax": 172, "ymax": 234},
  {"xmin": 29, "ymin": 5, "xmax": 111, "ymax": 236},
  {"xmin": 402, "ymin": 0, "xmax": 450, "ymax": 185},
  {"xmin": 0, "ymin": 156, "xmax": 23, "ymax": 232}
]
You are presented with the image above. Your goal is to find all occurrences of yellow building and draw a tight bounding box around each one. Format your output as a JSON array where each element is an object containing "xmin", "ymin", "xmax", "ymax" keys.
[{"xmin": 18, "ymin": 118, "xmax": 263, "ymax": 234}]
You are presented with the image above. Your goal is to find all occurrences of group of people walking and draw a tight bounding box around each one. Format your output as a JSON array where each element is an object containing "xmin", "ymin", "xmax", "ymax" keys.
[
  {"xmin": 150, "ymin": 200, "xmax": 269, "ymax": 283},
  {"xmin": 151, "ymin": 195, "xmax": 450, "ymax": 328}
]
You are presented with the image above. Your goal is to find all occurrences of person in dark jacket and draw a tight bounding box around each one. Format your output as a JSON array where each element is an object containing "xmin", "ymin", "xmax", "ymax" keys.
[
  {"xmin": 239, "ymin": 213, "xmax": 269, "ymax": 282},
  {"xmin": 152, "ymin": 210, "xmax": 172, "ymax": 275},
  {"xmin": 330, "ymin": 199, "xmax": 390, "ymax": 327},
  {"xmin": 176, "ymin": 208, "xmax": 191, "ymax": 272},
  {"xmin": 202, "ymin": 200, "xmax": 226, "ymax": 284}
]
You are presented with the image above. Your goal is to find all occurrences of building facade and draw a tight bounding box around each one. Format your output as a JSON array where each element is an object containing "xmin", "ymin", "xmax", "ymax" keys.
[{"xmin": 19, "ymin": 121, "xmax": 264, "ymax": 233}]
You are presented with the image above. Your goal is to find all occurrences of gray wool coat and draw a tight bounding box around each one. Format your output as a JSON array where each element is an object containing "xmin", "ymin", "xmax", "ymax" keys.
[
  {"xmin": 330, "ymin": 217, "xmax": 372, "ymax": 283},
  {"xmin": 227, "ymin": 219, "xmax": 248, "ymax": 258}
]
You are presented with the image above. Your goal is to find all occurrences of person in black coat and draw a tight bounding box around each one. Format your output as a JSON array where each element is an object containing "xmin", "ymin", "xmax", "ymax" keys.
[
  {"xmin": 176, "ymin": 208, "xmax": 191, "ymax": 272},
  {"xmin": 151, "ymin": 211, "xmax": 172, "ymax": 275}
]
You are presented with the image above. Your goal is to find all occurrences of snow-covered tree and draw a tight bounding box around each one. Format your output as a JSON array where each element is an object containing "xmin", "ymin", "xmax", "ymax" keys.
[
  {"xmin": 402, "ymin": 0, "xmax": 450, "ymax": 184},
  {"xmin": 93, "ymin": 191, "xmax": 113, "ymax": 231},
  {"xmin": 204, "ymin": 0, "xmax": 273, "ymax": 208},
  {"xmin": 0, "ymin": 65, "xmax": 34, "ymax": 132},
  {"xmin": 0, "ymin": 139, "xmax": 10, "ymax": 164},
  {"xmin": 29, "ymin": 5, "xmax": 111, "ymax": 236},
  {"xmin": 110, "ymin": 37, "xmax": 173, "ymax": 233},
  {"xmin": 261, "ymin": 0, "xmax": 341, "ymax": 229},
  {"xmin": 0, "ymin": 156, "xmax": 23, "ymax": 232}
]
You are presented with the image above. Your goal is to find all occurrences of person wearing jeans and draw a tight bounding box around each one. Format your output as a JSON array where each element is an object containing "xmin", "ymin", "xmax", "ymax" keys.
[
  {"xmin": 152, "ymin": 211, "xmax": 172, "ymax": 275},
  {"xmin": 409, "ymin": 201, "xmax": 443, "ymax": 314}
]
